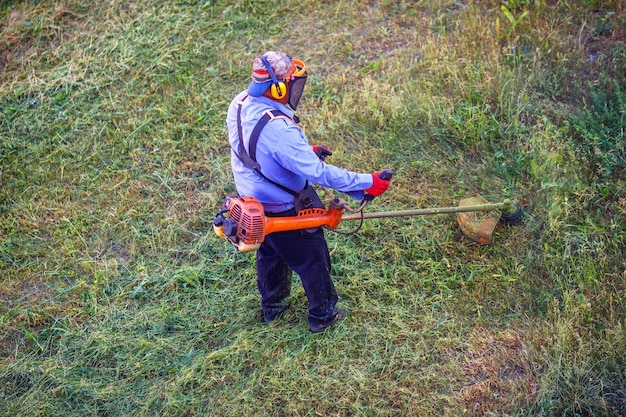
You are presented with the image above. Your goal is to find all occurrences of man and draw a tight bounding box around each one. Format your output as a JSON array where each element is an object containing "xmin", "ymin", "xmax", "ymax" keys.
[{"xmin": 226, "ymin": 51, "xmax": 390, "ymax": 333}]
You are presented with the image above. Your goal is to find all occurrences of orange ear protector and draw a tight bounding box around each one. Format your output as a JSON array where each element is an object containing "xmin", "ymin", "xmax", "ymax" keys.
[{"xmin": 261, "ymin": 56, "xmax": 287, "ymax": 99}]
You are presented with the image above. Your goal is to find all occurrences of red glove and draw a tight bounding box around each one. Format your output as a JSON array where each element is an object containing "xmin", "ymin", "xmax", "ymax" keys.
[
  {"xmin": 312, "ymin": 145, "xmax": 332, "ymax": 161},
  {"xmin": 365, "ymin": 171, "xmax": 391, "ymax": 197}
]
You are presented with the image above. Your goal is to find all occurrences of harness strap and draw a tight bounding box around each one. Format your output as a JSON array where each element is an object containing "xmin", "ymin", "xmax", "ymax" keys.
[
  {"xmin": 248, "ymin": 109, "xmax": 291, "ymax": 165},
  {"xmin": 233, "ymin": 96, "xmax": 258, "ymax": 171}
]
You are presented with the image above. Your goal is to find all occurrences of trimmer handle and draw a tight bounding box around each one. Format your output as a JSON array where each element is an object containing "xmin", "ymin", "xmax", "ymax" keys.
[
  {"xmin": 364, "ymin": 169, "xmax": 394, "ymax": 202},
  {"xmin": 379, "ymin": 169, "xmax": 394, "ymax": 181}
]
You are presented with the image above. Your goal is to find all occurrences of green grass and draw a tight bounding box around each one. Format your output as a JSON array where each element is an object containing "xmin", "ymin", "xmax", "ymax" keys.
[{"xmin": 1, "ymin": 0, "xmax": 625, "ymax": 416}]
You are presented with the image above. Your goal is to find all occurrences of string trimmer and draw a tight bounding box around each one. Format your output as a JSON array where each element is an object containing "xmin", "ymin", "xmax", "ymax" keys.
[{"xmin": 213, "ymin": 169, "xmax": 523, "ymax": 252}]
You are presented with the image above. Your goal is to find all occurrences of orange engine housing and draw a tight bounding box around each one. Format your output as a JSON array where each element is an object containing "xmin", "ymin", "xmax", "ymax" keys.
[
  {"xmin": 214, "ymin": 196, "xmax": 344, "ymax": 252},
  {"xmin": 227, "ymin": 196, "xmax": 266, "ymax": 251}
]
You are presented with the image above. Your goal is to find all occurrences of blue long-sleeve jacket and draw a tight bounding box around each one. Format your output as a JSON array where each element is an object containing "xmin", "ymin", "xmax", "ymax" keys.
[{"xmin": 226, "ymin": 91, "xmax": 373, "ymax": 213}]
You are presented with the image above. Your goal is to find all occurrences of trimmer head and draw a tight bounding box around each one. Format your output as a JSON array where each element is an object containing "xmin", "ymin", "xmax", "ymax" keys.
[
  {"xmin": 456, "ymin": 196, "xmax": 524, "ymax": 244},
  {"xmin": 456, "ymin": 195, "xmax": 500, "ymax": 244}
]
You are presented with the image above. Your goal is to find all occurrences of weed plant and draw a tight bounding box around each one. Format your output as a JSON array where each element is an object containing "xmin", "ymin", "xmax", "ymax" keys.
[{"xmin": 1, "ymin": 0, "xmax": 625, "ymax": 416}]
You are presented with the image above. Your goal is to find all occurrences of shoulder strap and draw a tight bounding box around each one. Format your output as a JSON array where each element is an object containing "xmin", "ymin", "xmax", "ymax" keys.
[
  {"xmin": 235, "ymin": 98, "xmax": 300, "ymax": 196},
  {"xmin": 248, "ymin": 109, "xmax": 289, "ymax": 164},
  {"xmin": 234, "ymin": 96, "xmax": 260, "ymax": 171}
]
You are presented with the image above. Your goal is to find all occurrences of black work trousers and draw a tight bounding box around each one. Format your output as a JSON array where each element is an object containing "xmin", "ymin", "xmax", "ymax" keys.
[{"xmin": 256, "ymin": 218, "xmax": 338, "ymax": 328}]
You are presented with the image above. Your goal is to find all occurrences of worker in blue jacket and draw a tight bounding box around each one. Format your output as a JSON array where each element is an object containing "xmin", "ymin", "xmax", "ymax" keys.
[{"xmin": 226, "ymin": 51, "xmax": 390, "ymax": 333}]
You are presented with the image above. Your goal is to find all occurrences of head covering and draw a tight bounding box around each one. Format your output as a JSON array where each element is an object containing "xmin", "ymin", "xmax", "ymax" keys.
[{"xmin": 248, "ymin": 51, "xmax": 293, "ymax": 97}]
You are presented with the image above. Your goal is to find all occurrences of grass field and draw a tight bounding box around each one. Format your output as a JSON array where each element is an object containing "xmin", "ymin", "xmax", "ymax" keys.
[{"xmin": 1, "ymin": 0, "xmax": 625, "ymax": 416}]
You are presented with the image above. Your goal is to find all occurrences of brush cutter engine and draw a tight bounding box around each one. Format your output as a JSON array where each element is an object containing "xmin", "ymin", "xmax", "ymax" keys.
[
  {"xmin": 213, "ymin": 195, "xmax": 347, "ymax": 252},
  {"xmin": 214, "ymin": 196, "xmax": 267, "ymax": 252}
]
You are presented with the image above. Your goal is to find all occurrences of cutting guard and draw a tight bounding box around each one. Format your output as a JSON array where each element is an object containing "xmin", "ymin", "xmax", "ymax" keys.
[{"xmin": 456, "ymin": 195, "xmax": 501, "ymax": 244}]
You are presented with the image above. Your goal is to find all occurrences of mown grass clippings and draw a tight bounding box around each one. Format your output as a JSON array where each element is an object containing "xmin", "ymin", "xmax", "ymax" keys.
[{"xmin": 1, "ymin": 0, "xmax": 626, "ymax": 416}]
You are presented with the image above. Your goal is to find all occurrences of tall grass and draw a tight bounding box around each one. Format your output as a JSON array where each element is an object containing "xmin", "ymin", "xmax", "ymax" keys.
[{"xmin": 2, "ymin": 0, "xmax": 625, "ymax": 416}]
